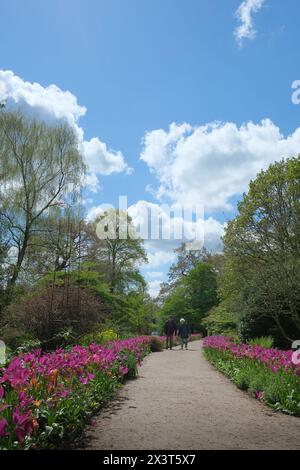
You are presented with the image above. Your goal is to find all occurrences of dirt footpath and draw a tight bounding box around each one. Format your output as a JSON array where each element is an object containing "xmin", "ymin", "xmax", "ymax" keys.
[{"xmin": 81, "ymin": 340, "xmax": 300, "ymax": 450}]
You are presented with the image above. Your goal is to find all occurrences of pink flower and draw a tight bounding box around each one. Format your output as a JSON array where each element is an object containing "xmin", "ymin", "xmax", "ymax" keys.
[
  {"xmin": 0, "ymin": 418, "xmax": 8, "ymax": 438},
  {"xmin": 0, "ymin": 385, "xmax": 4, "ymax": 399},
  {"xmin": 13, "ymin": 409, "xmax": 33, "ymax": 442},
  {"xmin": 255, "ymin": 391, "xmax": 264, "ymax": 400},
  {"xmin": 203, "ymin": 335, "xmax": 298, "ymax": 375},
  {"xmin": 119, "ymin": 366, "xmax": 129, "ymax": 376}
]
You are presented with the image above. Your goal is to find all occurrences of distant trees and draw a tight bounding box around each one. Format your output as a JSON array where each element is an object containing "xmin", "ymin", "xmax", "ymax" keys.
[{"xmin": 159, "ymin": 258, "xmax": 218, "ymax": 332}]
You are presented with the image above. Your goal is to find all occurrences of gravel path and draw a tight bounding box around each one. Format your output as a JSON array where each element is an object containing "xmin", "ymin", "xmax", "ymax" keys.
[{"xmin": 81, "ymin": 340, "xmax": 300, "ymax": 450}]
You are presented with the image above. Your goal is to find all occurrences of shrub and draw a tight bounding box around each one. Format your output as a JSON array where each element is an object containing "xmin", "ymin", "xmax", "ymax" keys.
[
  {"xmin": 149, "ymin": 336, "xmax": 164, "ymax": 352},
  {"xmin": 120, "ymin": 350, "xmax": 138, "ymax": 379},
  {"xmin": 80, "ymin": 328, "xmax": 119, "ymax": 346},
  {"xmin": 1, "ymin": 282, "xmax": 108, "ymax": 349},
  {"xmin": 248, "ymin": 336, "xmax": 274, "ymax": 348},
  {"xmin": 201, "ymin": 305, "xmax": 237, "ymax": 337}
]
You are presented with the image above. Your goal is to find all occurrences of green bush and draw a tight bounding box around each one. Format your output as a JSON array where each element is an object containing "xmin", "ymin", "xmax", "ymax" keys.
[
  {"xmin": 201, "ymin": 305, "xmax": 237, "ymax": 337},
  {"xmin": 149, "ymin": 336, "xmax": 164, "ymax": 352},
  {"xmin": 248, "ymin": 336, "xmax": 274, "ymax": 348},
  {"xmin": 120, "ymin": 350, "xmax": 138, "ymax": 379},
  {"xmin": 80, "ymin": 328, "xmax": 119, "ymax": 346}
]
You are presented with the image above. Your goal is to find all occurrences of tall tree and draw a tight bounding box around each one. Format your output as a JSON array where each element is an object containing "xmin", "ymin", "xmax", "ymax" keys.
[
  {"xmin": 0, "ymin": 110, "xmax": 85, "ymax": 296},
  {"xmin": 221, "ymin": 156, "xmax": 300, "ymax": 343},
  {"xmin": 85, "ymin": 209, "xmax": 148, "ymax": 293},
  {"xmin": 167, "ymin": 243, "xmax": 210, "ymax": 288}
]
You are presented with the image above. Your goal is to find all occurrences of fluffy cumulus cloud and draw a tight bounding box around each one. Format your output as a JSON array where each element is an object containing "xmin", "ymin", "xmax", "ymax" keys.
[
  {"xmin": 83, "ymin": 138, "xmax": 131, "ymax": 176},
  {"xmin": 141, "ymin": 120, "xmax": 300, "ymax": 211},
  {"xmin": 234, "ymin": 0, "xmax": 265, "ymax": 47},
  {"xmin": 0, "ymin": 70, "xmax": 131, "ymax": 191}
]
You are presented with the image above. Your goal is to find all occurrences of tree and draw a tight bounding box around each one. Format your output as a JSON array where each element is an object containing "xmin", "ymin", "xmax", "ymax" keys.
[
  {"xmin": 167, "ymin": 243, "xmax": 211, "ymax": 290},
  {"xmin": 22, "ymin": 206, "xmax": 84, "ymax": 284},
  {"xmin": 0, "ymin": 110, "xmax": 85, "ymax": 298},
  {"xmin": 221, "ymin": 156, "xmax": 300, "ymax": 344},
  {"xmin": 85, "ymin": 209, "xmax": 148, "ymax": 293},
  {"xmin": 201, "ymin": 305, "xmax": 237, "ymax": 337},
  {"xmin": 158, "ymin": 242, "xmax": 223, "ymax": 302},
  {"xmin": 159, "ymin": 261, "xmax": 218, "ymax": 331}
]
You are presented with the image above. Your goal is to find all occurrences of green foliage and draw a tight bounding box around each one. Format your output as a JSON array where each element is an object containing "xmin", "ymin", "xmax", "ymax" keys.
[
  {"xmin": 248, "ymin": 336, "xmax": 274, "ymax": 348},
  {"xmin": 85, "ymin": 209, "xmax": 148, "ymax": 294},
  {"xmin": 220, "ymin": 155, "xmax": 300, "ymax": 345},
  {"xmin": 80, "ymin": 328, "xmax": 119, "ymax": 346},
  {"xmin": 203, "ymin": 347, "xmax": 300, "ymax": 416},
  {"xmin": 0, "ymin": 109, "xmax": 85, "ymax": 293},
  {"xmin": 121, "ymin": 350, "xmax": 138, "ymax": 379},
  {"xmin": 158, "ymin": 261, "xmax": 218, "ymax": 331},
  {"xmin": 1, "ymin": 281, "xmax": 108, "ymax": 349},
  {"xmin": 201, "ymin": 305, "xmax": 237, "ymax": 337}
]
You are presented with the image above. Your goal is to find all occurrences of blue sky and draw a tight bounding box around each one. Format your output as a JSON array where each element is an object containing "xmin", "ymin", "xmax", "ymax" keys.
[{"xmin": 1, "ymin": 0, "xmax": 300, "ymax": 295}]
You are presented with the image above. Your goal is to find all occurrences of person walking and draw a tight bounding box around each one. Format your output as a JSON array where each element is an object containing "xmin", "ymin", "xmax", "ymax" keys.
[
  {"xmin": 177, "ymin": 318, "xmax": 190, "ymax": 350},
  {"xmin": 164, "ymin": 316, "xmax": 177, "ymax": 350}
]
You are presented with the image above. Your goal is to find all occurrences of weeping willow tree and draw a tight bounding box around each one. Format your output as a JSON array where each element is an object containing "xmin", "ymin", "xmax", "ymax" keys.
[{"xmin": 0, "ymin": 109, "xmax": 85, "ymax": 300}]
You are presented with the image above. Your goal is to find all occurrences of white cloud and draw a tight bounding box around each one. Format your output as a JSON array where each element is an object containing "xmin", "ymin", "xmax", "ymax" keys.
[
  {"xmin": 146, "ymin": 250, "xmax": 176, "ymax": 269},
  {"xmin": 86, "ymin": 205, "xmax": 106, "ymax": 222},
  {"xmin": 0, "ymin": 70, "xmax": 131, "ymax": 192},
  {"xmin": 147, "ymin": 279, "xmax": 163, "ymax": 298},
  {"xmin": 141, "ymin": 120, "xmax": 300, "ymax": 212},
  {"xmin": 83, "ymin": 173, "xmax": 101, "ymax": 194},
  {"xmin": 146, "ymin": 271, "xmax": 164, "ymax": 279},
  {"xmin": 234, "ymin": 0, "xmax": 265, "ymax": 47},
  {"xmin": 83, "ymin": 138, "xmax": 132, "ymax": 176}
]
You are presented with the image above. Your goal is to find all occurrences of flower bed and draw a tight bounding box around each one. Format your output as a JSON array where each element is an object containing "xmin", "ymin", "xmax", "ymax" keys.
[
  {"xmin": 203, "ymin": 335, "xmax": 300, "ymax": 416},
  {"xmin": 0, "ymin": 336, "xmax": 152, "ymax": 449}
]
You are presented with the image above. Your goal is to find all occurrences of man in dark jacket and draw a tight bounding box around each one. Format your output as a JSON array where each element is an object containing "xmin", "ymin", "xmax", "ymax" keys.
[
  {"xmin": 177, "ymin": 318, "xmax": 191, "ymax": 350},
  {"xmin": 164, "ymin": 316, "xmax": 177, "ymax": 350}
]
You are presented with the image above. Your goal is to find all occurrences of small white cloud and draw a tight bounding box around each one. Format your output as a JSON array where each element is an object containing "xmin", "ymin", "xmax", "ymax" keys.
[
  {"xmin": 234, "ymin": 0, "xmax": 265, "ymax": 48},
  {"xmin": 84, "ymin": 173, "xmax": 102, "ymax": 194},
  {"xmin": 146, "ymin": 271, "xmax": 164, "ymax": 279},
  {"xmin": 83, "ymin": 138, "xmax": 132, "ymax": 176},
  {"xmin": 86, "ymin": 205, "xmax": 106, "ymax": 221},
  {"xmin": 144, "ymin": 249, "xmax": 176, "ymax": 270}
]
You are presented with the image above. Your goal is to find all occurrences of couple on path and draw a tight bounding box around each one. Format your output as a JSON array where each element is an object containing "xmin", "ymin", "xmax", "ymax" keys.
[{"xmin": 164, "ymin": 317, "xmax": 191, "ymax": 350}]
